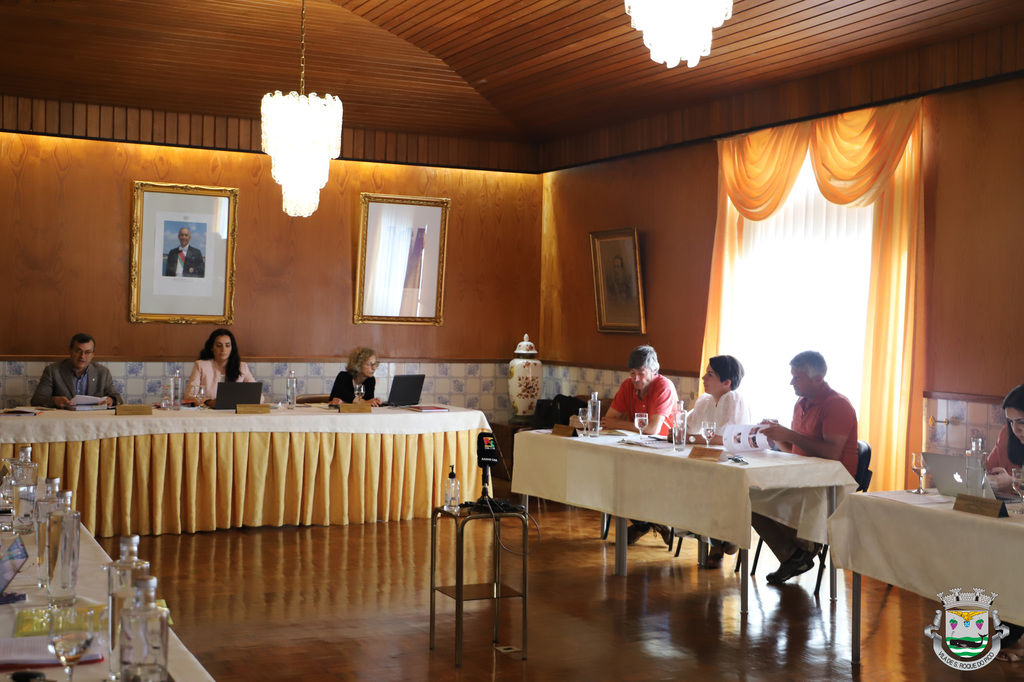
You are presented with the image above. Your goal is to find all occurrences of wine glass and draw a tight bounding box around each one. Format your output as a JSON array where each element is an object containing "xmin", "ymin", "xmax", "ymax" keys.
[
  {"xmin": 1011, "ymin": 468, "xmax": 1024, "ymax": 504},
  {"xmin": 577, "ymin": 406, "xmax": 591, "ymax": 437},
  {"xmin": 700, "ymin": 421, "xmax": 717, "ymax": 446},
  {"xmin": 48, "ymin": 604, "xmax": 99, "ymax": 682},
  {"xmin": 354, "ymin": 384, "xmax": 365, "ymax": 402},
  {"xmin": 634, "ymin": 412, "xmax": 648, "ymax": 439},
  {"xmin": 909, "ymin": 452, "xmax": 927, "ymax": 494}
]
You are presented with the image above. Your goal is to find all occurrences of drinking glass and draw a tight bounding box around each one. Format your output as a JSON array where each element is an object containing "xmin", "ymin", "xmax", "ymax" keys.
[
  {"xmin": 47, "ymin": 603, "xmax": 99, "ymax": 682},
  {"xmin": 577, "ymin": 407, "xmax": 591, "ymax": 437},
  {"xmin": 700, "ymin": 421, "xmax": 717, "ymax": 446},
  {"xmin": 909, "ymin": 452, "xmax": 927, "ymax": 494},
  {"xmin": 633, "ymin": 412, "xmax": 648, "ymax": 439},
  {"xmin": 0, "ymin": 474, "xmax": 12, "ymax": 532},
  {"xmin": 190, "ymin": 384, "xmax": 207, "ymax": 408},
  {"xmin": 354, "ymin": 384, "xmax": 365, "ymax": 402}
]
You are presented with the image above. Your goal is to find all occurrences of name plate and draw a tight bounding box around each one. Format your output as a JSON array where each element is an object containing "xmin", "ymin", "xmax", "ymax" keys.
[
  {"xmin": 236, "ymin": 404, "xmax": 271, "ymax": 414},
  {"xmin": 115, "ymin": 404, "xmax": 153, "ymax": 416},
  {"xmin": 953, "ymin": 493, "xmax": 1008, "ymax": 518},
  {"xmin": 688, "ymin": 445, "xmax": 724, "ymax": 461},
  {"xmin": 337, "ymin": 403, "xmax": 372, "ymax": 414},
  {"xmin": 551, "ymin": 424, "xmax": 577, "ymax": 437}
]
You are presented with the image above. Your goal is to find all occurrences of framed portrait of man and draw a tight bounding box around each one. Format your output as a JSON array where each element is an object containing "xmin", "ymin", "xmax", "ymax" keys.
[
  {"xmin": 589, "ymin": 227, "xmax": 646, "ymax": 333},
  {"xmin": 129, "ymin": 181, "xmax": 238, "ymax": 324}
]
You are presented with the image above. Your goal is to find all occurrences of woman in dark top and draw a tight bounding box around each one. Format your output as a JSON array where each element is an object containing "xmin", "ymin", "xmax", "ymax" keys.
[{"xmin": 329, "ymin": 347, "xmax": 382, "ymax": 406}]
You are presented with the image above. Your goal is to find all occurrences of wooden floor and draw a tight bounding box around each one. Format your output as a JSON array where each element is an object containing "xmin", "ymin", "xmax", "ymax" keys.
[{"xmin": 98, "ymin": 500, "xmax": 1024, "ymax": 681}]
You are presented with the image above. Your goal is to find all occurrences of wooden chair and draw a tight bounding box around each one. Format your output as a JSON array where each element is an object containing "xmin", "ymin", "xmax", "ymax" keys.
[{"xmin": 296, "ymin": 393, "xmax": 330, "ymax": 404}]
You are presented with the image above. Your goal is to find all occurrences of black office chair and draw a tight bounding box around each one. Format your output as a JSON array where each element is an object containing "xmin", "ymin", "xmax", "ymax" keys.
[{"xmin": 748, "ymin": 440, "xmax": 872, "ymax": 592}]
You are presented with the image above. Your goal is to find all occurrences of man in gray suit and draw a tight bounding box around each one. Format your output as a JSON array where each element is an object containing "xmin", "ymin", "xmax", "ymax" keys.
[{"xmin": 30, "ymin": 333, "xmax": 122, "ymax": 408}]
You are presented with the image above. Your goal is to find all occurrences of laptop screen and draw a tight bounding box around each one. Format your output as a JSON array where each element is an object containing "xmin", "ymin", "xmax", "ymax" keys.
[
  {"xmin": 214, "ymin": 382, "xmax": 264, "ymax": 410},
  {"xmin": 386, "ymin": 375, "xmax": 425, "ymax": 407}
]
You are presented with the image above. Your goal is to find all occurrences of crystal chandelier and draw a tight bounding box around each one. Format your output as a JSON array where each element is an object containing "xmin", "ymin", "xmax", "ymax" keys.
[
  {"xmin": 624, "ymin": 0, "xmax": 733, "ymax": 69},
  {"xmin": 261, "ymin": 0, "xmax": 343, "ymax": 217}
]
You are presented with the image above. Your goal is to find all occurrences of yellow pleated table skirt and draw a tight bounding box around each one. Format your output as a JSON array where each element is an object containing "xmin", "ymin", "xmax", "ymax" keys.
[{"xmin": 0, "ymin": 429, "xmax": 484, "ymax": 537}]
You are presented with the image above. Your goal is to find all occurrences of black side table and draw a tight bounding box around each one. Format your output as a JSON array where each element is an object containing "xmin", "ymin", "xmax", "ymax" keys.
[{"xmin": 429, "ymin": 504, "xmax": 528, "ymax": 666}]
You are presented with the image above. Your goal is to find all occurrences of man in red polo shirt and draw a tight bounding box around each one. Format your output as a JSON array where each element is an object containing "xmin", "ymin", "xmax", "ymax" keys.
[
  {"xmin": 756, "ymin": 350, "xmax": 858, "ymax": 585},
  {"xmin": 605, "ymin": 345, "xmax": 679, "ymax": 545}
]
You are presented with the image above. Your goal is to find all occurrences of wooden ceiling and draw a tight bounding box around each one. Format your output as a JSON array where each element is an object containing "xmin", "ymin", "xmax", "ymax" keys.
[{"xmin": 0, "ymin": 0, "xmax": 1022, "ymax": 146}]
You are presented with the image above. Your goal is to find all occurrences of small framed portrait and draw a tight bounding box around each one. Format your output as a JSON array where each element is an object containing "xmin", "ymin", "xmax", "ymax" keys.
[
  {"xmin": 129, "ymin": 181, "xmax": 239, "ymax": 324},
  {"xmin": 589, "ymin": 227, "xmax": 646, "ymax": 333}
]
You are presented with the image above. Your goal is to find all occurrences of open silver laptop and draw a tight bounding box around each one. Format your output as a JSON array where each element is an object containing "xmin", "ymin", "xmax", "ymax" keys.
[{"xmin": 922, "ymin": 452, "xmax": 996, "ymax": 499}]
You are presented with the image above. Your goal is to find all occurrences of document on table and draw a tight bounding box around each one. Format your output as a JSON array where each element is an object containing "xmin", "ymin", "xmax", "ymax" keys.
[
  {"xmin": 0, "ymin": 634, "xmax": 103, "ymax": 665},
  {"xmin": 70, "ymin": 395, "xmax": 105, "ymax": 406}
]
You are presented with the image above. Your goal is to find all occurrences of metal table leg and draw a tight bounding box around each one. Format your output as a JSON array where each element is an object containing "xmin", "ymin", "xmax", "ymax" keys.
[
  {"xmin": 455, "ymin": 517, "xmax": 466, "ymax": 666},
  {"xmin": 429, "ymin": 510, "xmax": 438, "ymax": 650},
  {"xmin": 740, "ymin": 548, "xmax": 749, "ymax": 615},
  {"xmin": 614, "ymin": 516, "xmax": 628, "ymax": 576}
]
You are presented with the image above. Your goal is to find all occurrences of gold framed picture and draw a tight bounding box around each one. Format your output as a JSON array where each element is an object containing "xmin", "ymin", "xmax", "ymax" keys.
[
  {"xmin": 129, "ymin": 181, "xmax": 239, "ymax": 324},
  {"xmin": 354, "ymin": 193, "xmax": 450, "ymax": 326},
  {"xmin": 590, "ymin": 227, "xmax": 646, "ymax": 333}
]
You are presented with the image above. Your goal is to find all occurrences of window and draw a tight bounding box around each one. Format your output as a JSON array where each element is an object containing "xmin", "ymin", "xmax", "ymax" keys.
[{"xmin": 717, "ymin": 153, "xmax": 873, "ymax": 420}]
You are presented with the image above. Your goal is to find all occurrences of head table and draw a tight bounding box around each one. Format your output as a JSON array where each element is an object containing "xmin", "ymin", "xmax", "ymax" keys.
[{"xmin": 0, "ymin": 406, "xmax": 489, "ymax": 537}]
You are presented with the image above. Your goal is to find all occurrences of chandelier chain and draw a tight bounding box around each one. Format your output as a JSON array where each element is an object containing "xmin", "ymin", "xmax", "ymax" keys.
[{"xmin": 299, "ymin": 0, "xmax": 306, "ymax": 96}]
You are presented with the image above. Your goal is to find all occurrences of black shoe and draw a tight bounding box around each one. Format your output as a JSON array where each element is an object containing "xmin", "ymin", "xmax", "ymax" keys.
[
  {"xmin": 627, "ymin": 523, "xmax": 650, "ymax": 545},
  {"xmin": 766, "ymin": 549, "xmax": 816, "ymax": 585}
]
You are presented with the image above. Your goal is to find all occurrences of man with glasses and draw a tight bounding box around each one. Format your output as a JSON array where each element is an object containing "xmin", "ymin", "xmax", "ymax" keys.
[
  {"xmin": 603, "ymin": 345, "xmax": 679, "ymax": 545},
  {"xmin": 31, "ymin": 333, "xmax": 122, "ymax": 408}
]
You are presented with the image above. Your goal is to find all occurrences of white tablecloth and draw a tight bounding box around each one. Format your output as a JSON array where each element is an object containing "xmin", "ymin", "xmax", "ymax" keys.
[
  {"xmin": 829, "ymin": 490, "xmax": 1024, "ymax": 623},
  {"xmin": 511, "ymin": 431, "xmax": 857, "ymax": 547},
  {"xmin": 0, "ymin": 529, "xmax": 212, "ymax": 680},
  {"xmin": 0, "ymin": 406, "xmax": 490, "ymax": 443}
]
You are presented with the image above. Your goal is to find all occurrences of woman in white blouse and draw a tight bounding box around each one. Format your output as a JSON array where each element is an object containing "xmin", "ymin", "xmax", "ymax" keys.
[
  {"xmin": 684, "ymin": 354, "xmax": 750, "ymax": 568},
  {"xmin": 686, "ymin": 355, "xmax": 751, "ymax": 446}
]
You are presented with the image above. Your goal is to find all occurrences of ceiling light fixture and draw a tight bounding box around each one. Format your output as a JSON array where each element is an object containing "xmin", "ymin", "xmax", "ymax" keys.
[
  {"xmin": 261, "ymin": 0, "xmax": 343, "ymax": 217},
  {"xmin": 624, "ymin": 0, "xmax": 733, "ymax": 69}
]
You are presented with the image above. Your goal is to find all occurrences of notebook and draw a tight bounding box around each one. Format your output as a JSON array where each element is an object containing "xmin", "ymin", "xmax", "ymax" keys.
[
  {"xmin": 922, "ymin": 452, "xmax": 996, "ymax": 499},
  {"xmin": 214, "ymin": 381, "xmax": 264, "ymax": 410},
  {"xmin": 383, "ymin": 374, "xmax": 425, "ymax": 407}
]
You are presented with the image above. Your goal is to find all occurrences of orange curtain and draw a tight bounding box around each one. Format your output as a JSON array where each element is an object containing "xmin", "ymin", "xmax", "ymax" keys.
[{"xmin": 702, "ymin": 100, "xmax": 923, "ymax": 491}]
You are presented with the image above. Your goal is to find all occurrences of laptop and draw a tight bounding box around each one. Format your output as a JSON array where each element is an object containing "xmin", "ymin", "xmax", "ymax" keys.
[
  {"xmin": 922, "ymin": 452, "xmax": 997, "ymax": 499},
  {"xmin": 383, "ymin": 374, "xmax": 425, "ymax": 407},
  {"xmin": 214, "ymin": 381, "xmax": 264, "ymax": 410}
]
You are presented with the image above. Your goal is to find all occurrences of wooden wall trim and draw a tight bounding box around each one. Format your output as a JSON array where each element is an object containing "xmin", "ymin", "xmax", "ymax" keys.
[
  {"xmin": 924, "ymin": 391, "xmax": 1004, "ymax": 405},
  {"xmin": 1, "ymin": 20, "xmax": 1020, "ymax": 173}
]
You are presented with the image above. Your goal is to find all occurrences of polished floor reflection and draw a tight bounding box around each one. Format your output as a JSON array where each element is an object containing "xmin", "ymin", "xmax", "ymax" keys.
[{"xmin": 99, "ymin": 501, "xmax": 1024, "ymax": 681}]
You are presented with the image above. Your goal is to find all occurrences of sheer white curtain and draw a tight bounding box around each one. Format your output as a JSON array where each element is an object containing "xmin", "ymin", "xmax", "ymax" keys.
[
  {"xmin": 718, "ymin": 153, "xmax": 874, "ymax": 421},
  {"xmin": 365, "ymin": 204, "xmax": 416, "ymax": 316}
]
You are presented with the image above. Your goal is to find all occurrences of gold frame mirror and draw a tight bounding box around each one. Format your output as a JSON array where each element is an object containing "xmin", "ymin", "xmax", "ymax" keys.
[{"xmin": 354, "ymin": 193, "xmax": 450, "ymax": 325}]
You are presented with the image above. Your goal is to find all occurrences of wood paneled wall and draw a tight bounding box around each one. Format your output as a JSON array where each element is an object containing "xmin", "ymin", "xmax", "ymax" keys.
[
  {"xmin": 0, "ymin": 134, "xmax": 541, "ymax": 361},
  {"xmin": 2, "ymin": 21, "xmax": 1021, "ymax": 175},
  {"xmin": 923, "ymin": 78, "xmax": 1024, "ymax": 396},
  {"xmin": 540, "ymin": 20, "xmax": 1024, "ymax": 169},
  {"xmin": 539, "ymin": 143, "xmax": 718, "ymax": 376},
  {"xmin": 0, "ymin": 96, "xmax": 538, "ymax": 173}
]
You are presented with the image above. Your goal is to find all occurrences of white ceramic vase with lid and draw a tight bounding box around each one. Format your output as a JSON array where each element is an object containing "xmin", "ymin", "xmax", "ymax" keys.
[{"xmin": 508, "ymin": 334, "xmax": 542, "ymax": 423}]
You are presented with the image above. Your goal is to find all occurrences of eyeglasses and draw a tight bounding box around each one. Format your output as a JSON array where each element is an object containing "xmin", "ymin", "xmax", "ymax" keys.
[{"xmin": 364, "ymin": 361, "xmax": 380, "ymax": 369}]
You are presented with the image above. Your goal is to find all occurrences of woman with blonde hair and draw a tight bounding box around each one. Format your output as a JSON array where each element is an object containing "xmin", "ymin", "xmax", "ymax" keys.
[{"xmin": 329, "ymin": 347, "xmax": 382, "ymax": 406}]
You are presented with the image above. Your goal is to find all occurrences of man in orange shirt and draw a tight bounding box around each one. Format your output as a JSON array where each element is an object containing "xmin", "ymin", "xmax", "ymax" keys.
[{"xmin": 756, "ymin": 350, "xmax": 858, "ymax": 585}]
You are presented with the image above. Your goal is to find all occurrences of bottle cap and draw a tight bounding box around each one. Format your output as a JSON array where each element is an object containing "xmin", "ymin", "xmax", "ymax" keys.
[
  {"xmin": 448, "ymin": 464, "xmax": 456, "ymax": 478},
  {"xmin": 45, "ymin": 477, "xmax": 61, "ymax": 486},
  {"xmin": 134, "ymin": 575, "xmax": 157, "ymax": 591}
]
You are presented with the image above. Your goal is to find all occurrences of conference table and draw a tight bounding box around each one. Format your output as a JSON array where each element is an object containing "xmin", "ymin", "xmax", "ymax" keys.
[
  {"xmin": 0, "ymin": 528, "xmax": 212, "ymax": 681},
  {"xmin": 829, "ymin": 490, "xmax": 1024, "ymax": 664},
  {"xmin": 0, "ymin": 406, "xmax": 489, "ymax": 537},
  {"xmin": 511, "ymin": 430, "xmax": 857, "ymax": 612}
]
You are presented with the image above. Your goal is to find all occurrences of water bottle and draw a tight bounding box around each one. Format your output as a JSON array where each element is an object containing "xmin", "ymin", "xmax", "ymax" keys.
[
  {"xmin": 286, "ymin": 370, "xmax": 298, "ymax": 409},
  {"xmin": 120, "ymin": 575, "xmax": 169, "ymax": 682},
  {"xmin": 33, "ymin": 477, "xmax": 61, "ymax": 588},
  {"xmin": 11, "ymin": 447, "xmax": 38, "ymax": 536},
  {"xmin": 47, "ymin": 491, "xmax": 79, "ymax": 606},
  {"xmin": 672, "ymin": 400, "xmax": 688, "ymax": 451},
  {"xmin": 444, "ymin": 465, "xmax": 461, "ymax": 513},
  {"xmin": 169, "ymin": 369, "xmax": 183, "ymax": 410},
  {"xmin": 588, "ymin": 392, "xmax": 601, "ymax": 437},
  {"xmin": 107, "ymin": 536, "xmax": 151, "ymax": 682}
]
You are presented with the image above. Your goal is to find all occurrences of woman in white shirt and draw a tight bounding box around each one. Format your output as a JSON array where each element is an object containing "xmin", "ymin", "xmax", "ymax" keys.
[
  {"xmin": 686, "ymin": 354, "xmax": 751, "ymax": 446},
  {"xmin": 684, "ymin": 354, "xmax": 750, "ymax": 567}
]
